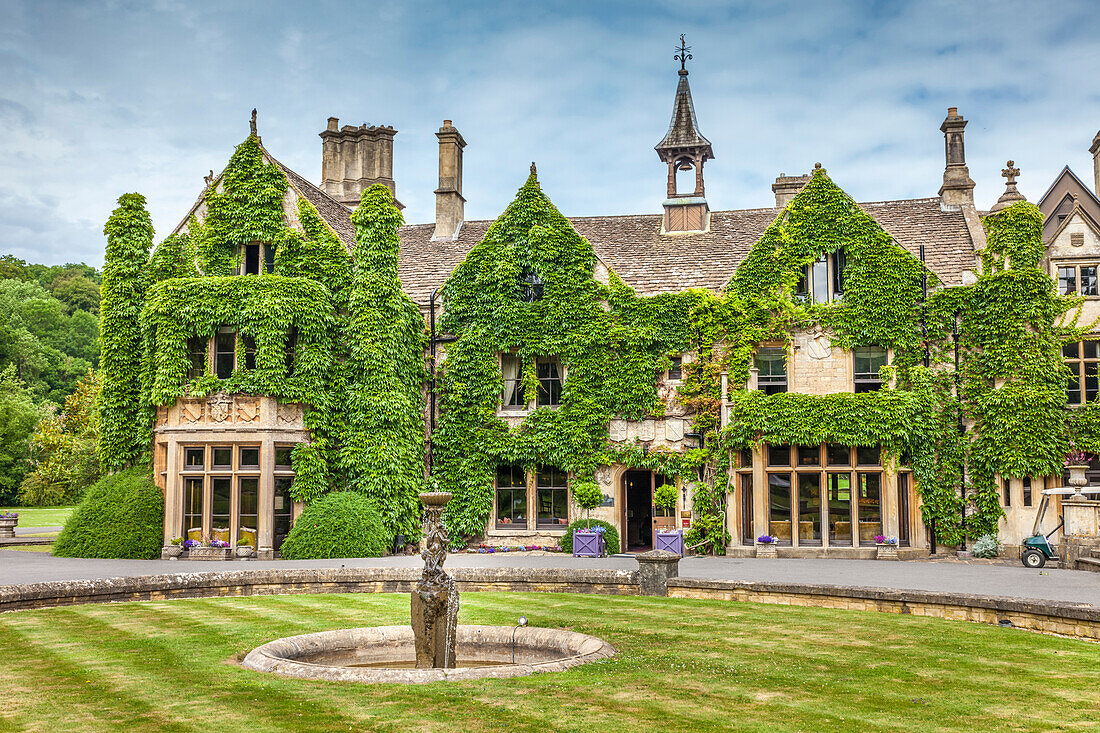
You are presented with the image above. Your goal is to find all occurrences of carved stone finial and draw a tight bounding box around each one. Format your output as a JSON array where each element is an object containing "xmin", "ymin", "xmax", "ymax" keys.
[
  {"xmin": 250, "ymin": 108, "xmax": 258, "ymax": 136},
  {"xmin": 990, "ymin": 159, "xmax": 1026, "ymax": 213},
  {"xmin": 530, "ymin": 161, "xmax": 537, "ymax": 176},
  {"xmin": 814, "ymin": 162, "xmax": 822, "ymax": 170},
  {"xmin": 204, "ymin": 169, "xmax": 214, "ymax": 185}
]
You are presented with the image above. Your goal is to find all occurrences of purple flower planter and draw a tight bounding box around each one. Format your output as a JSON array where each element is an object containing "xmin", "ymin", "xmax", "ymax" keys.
[
  {"xmin": 655, "ymin": 530, "xmax": 684, "ymax": 556},
  {"xmin": 573, "ymin": 529, "xmax": 605, "ymax": 557}
]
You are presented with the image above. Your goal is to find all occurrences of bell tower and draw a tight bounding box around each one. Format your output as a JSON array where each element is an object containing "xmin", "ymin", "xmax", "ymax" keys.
[{"xmin": 655, "ymin": 35, "xmax": 714, "ymax": 234}]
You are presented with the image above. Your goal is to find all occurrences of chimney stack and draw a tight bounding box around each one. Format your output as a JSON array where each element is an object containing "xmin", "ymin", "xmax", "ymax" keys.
[
  {"xmin": 432, "ymin": 120, "xmax": 466, "ymax": 241},
  {"xmin": 319, "ymin": 118, "xmax": 397, "ymax": 209},
  {"xmin": 772, "ymin": 173, "xmax": 811, "ymax": 208},
  {"xmin": 938, "ymin": 107, "xmax": 976, "ymax": 208},
  {"xmin": 1090, "ymin": 130, "xmax": 1100, "ymax": 197}
]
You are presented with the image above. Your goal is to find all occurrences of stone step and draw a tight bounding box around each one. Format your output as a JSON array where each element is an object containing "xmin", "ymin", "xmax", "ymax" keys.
[{"xmin": 1077, "ymin": 557, "xmax": 1100, "ymax": 573}]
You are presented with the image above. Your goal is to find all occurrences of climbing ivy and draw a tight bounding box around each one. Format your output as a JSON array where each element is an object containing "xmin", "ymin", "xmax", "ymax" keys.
[
  {"xmin": 98, "ymin": 193, "xmax": 154, "ymax": 471},
  {"xmin": 339, "ymin": 184, "xmax": 428, "ymax": 538},
  {"xmin": 434, "ymin": 171, "xmax": 696, "ymax": 540}
]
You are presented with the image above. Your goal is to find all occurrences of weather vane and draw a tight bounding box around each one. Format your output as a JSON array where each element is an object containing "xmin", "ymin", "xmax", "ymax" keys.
[{"xmin": 675, "ymin": 34, "xmax": 692, "ymax": 71}]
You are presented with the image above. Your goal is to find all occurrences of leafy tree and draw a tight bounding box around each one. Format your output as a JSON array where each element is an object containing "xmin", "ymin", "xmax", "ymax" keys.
[
  {"xmin": 0, "ymin": 278, "xmax": 97, "ymax": 404},
  {"xmin": 339, "ymin": 184, "xmax": 427, "ymax": 538},
  {"xmin": 98, "ymin": 194, "xmax": 153, "ymax": 471},
  {"xmin": 0, "ymin": 365, "xmax": 40, "ymax": 505},
  {"xmin": 19, "ymin": 370, "xmax": 100, "ymax": 506}
]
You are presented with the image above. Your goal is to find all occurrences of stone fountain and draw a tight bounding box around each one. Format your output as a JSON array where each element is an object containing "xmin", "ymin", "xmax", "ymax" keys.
[
  {"xmin": 410, "ymin": 491, "xmax": 459, "ymax": 669},
  {"xmin": 241, "ymin": 492, "xmax": 614, "ymax": 683}
]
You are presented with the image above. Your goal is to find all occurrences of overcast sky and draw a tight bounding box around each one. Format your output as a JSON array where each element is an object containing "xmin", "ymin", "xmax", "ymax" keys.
[{"xmin": 2, "ymin": 0, "xmax": 1099, "ymax": 267}]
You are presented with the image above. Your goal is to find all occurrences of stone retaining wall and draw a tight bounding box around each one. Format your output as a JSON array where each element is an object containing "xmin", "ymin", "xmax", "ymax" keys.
[
  {"xmin": 1, "ymin": 567, "xmax": 1097, "ymax": 642},
  {"xmin": 667, "ymin": 578, "xmax": 1100, "ymax": 641}
]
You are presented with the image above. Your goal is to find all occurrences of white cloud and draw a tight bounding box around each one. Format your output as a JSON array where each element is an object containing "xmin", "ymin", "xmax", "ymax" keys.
[{"xmin": 1, "ymin": 0, "xmax": 1098, "ymax": 266}]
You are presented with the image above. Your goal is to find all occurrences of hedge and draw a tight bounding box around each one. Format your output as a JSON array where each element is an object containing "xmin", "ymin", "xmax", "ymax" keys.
[
  {"xmin": 53, "ymin": 465, "xmax": 163, "ymax": 559},
  {"xmin": 279, "ymin": 491, "xmax": 391, "ymax": 559},
  {"xmin": 557, "ymin": 518, "xmax": 620, "ymax": 555}
]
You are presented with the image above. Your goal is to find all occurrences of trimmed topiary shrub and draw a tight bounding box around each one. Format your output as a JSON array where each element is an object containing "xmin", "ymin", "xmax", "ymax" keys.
[
  {"xmin": 279, "ymin": 491, "xmax": 391, "ymax": 559},
  {"xmin": 53, "ymin": 465, "xmax": 163, "ymax": 559},
  {"xmin": 971, "ymin": 534, "xmax": 999, "ymax": 559},
  {"xmin": 558, "ymin": 518, "xmax": 620, "ymax": 555}
]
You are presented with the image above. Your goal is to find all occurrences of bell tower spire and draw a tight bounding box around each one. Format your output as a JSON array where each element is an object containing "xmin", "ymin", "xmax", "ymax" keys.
[{"xmin": 655, "ymin": 35, "xmax": 713, "ymax": 234}]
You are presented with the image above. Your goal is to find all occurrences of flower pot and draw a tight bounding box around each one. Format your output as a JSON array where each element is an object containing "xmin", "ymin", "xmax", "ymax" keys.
[
  {"xmin": 572, "ymin": 529, "xmax": 605, "ymax": 557},
  {"xmin": 755, "ymin": 543, "xmax": 777, "ymax": 558},
  {"xmin": 187, "ymin": 546, "xmax": 232, "ymax": 560},
  {"xmin": 0, "ymin": 517, "xmax": 16, "ymax": 539},
  {"xmin": 876, "ymin": 543, "xmax": 899, "ymax": 561},
  {"xmin": 655, "ymin": 530, "xmax": 684, "ymax": 556},
  {"xmin": 1067, "ymin": 464, "xmax": 1089, "ymax": 494},
  {"xmin": 235, "ymin": 545, "xmax": 255, "ymax": 559},
  {"xmin": 162, "ymin": 545, "xmax": 183, "ymax": 559}
]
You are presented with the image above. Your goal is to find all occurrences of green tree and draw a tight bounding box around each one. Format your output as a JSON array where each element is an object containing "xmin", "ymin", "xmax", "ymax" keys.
[
  {"xmin": 0, "ymin": 365, "xmax": 40, "ymax": 505},
  {"xmin": 98, "ymin": 193, "xmax": 154, "ymax": 471},
  {"xmin": 339, "ymin": 184, "xmax": 427, "ymax": 538},
  {"xmin": 20, "ymin": 371, "xmax": 100, "ymax": 506}
]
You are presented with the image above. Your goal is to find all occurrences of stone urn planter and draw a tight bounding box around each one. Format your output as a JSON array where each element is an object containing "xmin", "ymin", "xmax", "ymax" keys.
[
  {"xmin": 1067, "ymin": 464, "xmax": 1089, "ymax": 495},
  {"xmin": 876, "ymin": 543, "xmax": 899, "ymax": 561},
  {"xmin": 0, "ymin": 514, "xmax": 17, "ymax": 539},
  {"xmin": 235, "ymin": 545, "xmax": 255, "ymax": 559},
  {"xmin": 755, "ymin": 540, "xmax": 778, "ymax": 559},
  {"xmin": 162, "ymin": 544, "xmax": 183, "ymax": 559},
  {"xmin": 572, "ymin": 529, "xmax": 605, "ymax": 557},
  {"xmin": 188, "ymin": 546, "xmax": 232, "ymax": 560}
]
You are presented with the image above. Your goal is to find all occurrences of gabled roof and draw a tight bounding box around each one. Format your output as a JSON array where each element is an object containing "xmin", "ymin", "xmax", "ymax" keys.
[
  {"xmin": 391, "ymin": 198, "xmax": 975, "ymax": 306},
  {"xmin": 1036, "ymin": 166, "xmax": 1100, "ymax": 243},
  {"xmin": 169, "ymin": 144, "xmax": 976, "ymax": 307}
]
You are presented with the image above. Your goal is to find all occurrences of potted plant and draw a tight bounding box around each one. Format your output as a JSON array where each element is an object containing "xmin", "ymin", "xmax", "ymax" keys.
[
  {"xmin": 653, "ymin": 483, "xmax": 683, "ymax": 554},
  {"xmin": 572, "ymin": 481, "xmax": 605, "ymax": 557},
  {"xmin": 0, "ymin": 511, "xmax": 18, "ymax": 539},
  {"xmin": 1065, "ymin": 443, "xmax": 1092, "ymax": 495},
  {"xmin": 874, "ymin": 534, "xmax": 899, "ymax": 560},
  {"xmin": 163, "ymin": 537, "xmax": 184, "ymax": 559},
  {"xmin": 186, "ymin": 537, "xmax": 232, "ymax": 560},
  {"xmin": 654, "ymin": 483, "xmax": 677, "ymax": 532},
  {"xmin": 755, "ymin": 534, "xmax": 778, "ymax": 558}
]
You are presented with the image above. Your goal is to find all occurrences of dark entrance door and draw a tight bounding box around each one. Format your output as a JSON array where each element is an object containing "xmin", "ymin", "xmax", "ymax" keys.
[{"xmin": 623, "ymin": 470, "xmax": 654, "ymax": 551}]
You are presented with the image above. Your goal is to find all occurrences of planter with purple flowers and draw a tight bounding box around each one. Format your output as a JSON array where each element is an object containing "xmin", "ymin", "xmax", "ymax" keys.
[
  {"xmin": 655, "ymin": 530, "xmax": 684, "ymax": 556},
  {"xmin": 755, "ymin": 535, "xmax": 778, "ymax": 558},
  {"xmin": 0, "ymin": 512, "xmax": 18, "ymax": 539},
  {"xmin": 874, "ymin": 535, "xmax": 899, "ymax": 560},
  {"xmin": 572, "ymin": 527, "xmax": 606, "ymax": 557}
]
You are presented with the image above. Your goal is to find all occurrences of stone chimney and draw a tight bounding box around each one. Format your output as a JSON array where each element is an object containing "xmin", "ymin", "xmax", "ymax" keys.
[
  {"xmin": 938, "ymin": 107, "xmax": 976, "ymax": 208},
  {"xmin": 432, "ymin": 120, "xmax": 466, "ymax": 241},
  {"xmin": 319, "ymin": 117, "xmax": 397, "ymax": 209},
  {"xmin": 772, "ymin": 173, "xmax": 811, "ymax": 208},
  {"xmin": 1090, "ymin": 130, "xmax": 1100, "ymax": 197}
]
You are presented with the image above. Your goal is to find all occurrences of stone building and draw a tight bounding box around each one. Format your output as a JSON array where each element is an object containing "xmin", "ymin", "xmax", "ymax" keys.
[{"xmin": 142, "ymin": 56, "xmax": 1100, "ymax": 561}]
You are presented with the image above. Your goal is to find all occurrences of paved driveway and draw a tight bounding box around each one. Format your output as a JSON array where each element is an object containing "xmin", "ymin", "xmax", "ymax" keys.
[{"xmin": 1, "ymin": 550, "xmax": 1096, "ymax": 605}]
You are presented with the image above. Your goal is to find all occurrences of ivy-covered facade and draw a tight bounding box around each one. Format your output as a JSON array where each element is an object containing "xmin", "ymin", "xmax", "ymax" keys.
[{"xmin": 100, "ymin": 64, "xmax": 1100, "ymax": 560}]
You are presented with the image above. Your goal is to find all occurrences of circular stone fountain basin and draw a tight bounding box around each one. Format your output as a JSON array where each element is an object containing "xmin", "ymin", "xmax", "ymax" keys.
[{"xmin": 241, "ymin": 625, "xmax": 616, "ymax": 684}]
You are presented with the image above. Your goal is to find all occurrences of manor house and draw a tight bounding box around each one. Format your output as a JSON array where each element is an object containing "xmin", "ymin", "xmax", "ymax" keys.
[{"xmin": 147, "ymin": 57, "xmax": 1100, "ymax": 562}]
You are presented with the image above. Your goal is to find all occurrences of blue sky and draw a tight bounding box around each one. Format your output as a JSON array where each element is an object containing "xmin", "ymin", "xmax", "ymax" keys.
[{"xmin": 2, "ymin": 0, "xmax": 1099, "ymax": 266}]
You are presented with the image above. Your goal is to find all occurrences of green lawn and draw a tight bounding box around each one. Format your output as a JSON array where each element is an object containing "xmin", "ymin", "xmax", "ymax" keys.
[
  {"xmin": 0, "ymin": 593, "xmax": 1097, "ymax": 732},
  {"xmin": 0, "ymin": 505, "xmax": 74, "ymax": 527}
]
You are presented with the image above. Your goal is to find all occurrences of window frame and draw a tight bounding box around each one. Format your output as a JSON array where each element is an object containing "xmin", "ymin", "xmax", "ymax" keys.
[
  {"xmin": 1056, "ymin": 262, "xmax": 1100, "ymax": 297},
  {"xmin": 754, "ymin": 346, "xmax": 788, "ymax": 395},
  {"xmin": 758, "ymin": 443, "xmax": 886, "ymax": 547},
  {"xmin": 1064, "ymin": 340, "xmax": 1100, "ymax": 405},
  {"xmin": 535, "ymin": 465, "xmax": 569, "ymax": 529},
  {"xmin": 535, "ymin": 356, "xmax": 564, "ymax": 407},
  {"xmin": 494, "ymin": 464, "xmax": 528, "ymax": 529},
  {"xmin": 795, "ymin": 248, "xmax": 846, "ymax": 303},
  {"xmin": 853, "ymin": 346, "xmax": 888, "ymax": 393}
]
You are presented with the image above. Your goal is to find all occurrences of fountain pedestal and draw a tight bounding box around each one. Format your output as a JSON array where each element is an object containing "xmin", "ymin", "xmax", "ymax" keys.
[{"xmin": 412, "ymin": 492, "xmax": 460, "ymax": 669}]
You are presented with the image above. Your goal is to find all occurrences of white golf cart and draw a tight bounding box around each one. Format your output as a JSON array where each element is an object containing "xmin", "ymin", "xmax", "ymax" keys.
[{"xmin": 1020, "ymin": 486, "xmax": 1100, "ymax": 568}]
